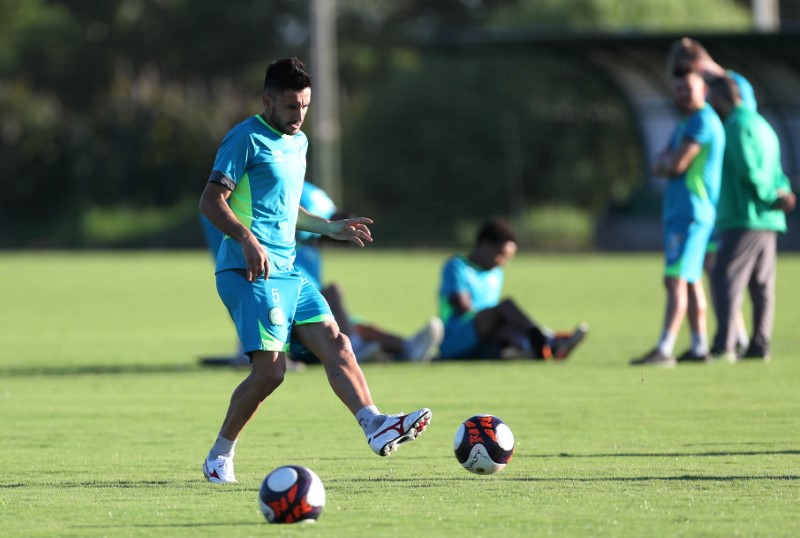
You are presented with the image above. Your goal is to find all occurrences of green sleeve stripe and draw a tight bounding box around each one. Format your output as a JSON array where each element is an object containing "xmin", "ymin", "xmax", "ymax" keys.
[
  {"xmin": 294, "ymin": 314, "xmax": 335, "ymax": 326},
  {"xmin": 685, "ymin": 146, "xmax": 709, "ymax": 202},
  {"xmin": 228, "ymin": 172, "xmax": 254, "ymax": 231}
]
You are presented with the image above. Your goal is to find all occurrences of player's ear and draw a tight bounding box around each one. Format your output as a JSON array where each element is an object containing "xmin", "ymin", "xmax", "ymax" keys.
[{"xmin": 262, "ymin": 93, "xmax": 271, "ymax": 109}]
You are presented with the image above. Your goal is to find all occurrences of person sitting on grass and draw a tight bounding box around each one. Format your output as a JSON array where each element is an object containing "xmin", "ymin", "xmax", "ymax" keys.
[{"xmin": 437, "ymin": 217, "xmax": 588, "ymax": 360}]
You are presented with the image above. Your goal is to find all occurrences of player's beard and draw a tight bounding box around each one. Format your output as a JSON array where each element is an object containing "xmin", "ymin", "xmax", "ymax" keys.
[{"xmin": 268, "ymin": 110, "xmax": 301, "ymax": 135}]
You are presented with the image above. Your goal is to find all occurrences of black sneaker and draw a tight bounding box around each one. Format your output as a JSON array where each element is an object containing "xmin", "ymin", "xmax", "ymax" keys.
[
  {"xmin": 552, "ymin": 323, "xmax": 589, "ymax": 360},
  {"xmin": 676, "ymin": 349, "xmax": 712, "ymax": 364},
  {"xmin": 740, "ymin": 347, "xmax": 771, "ymax": 364},
  {"xmin": 630, "ymin": 348, "xmax": 676, "ymax": 367}
]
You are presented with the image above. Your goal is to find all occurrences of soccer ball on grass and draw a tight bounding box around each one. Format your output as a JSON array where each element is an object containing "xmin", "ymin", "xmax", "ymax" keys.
[
  {"xmin": 258, "ymin": 465, "xmax": 326, "ymax": 524},
  {"xmin": 454, "ymin": 414, "xmax": 515, "ymax": 474}
]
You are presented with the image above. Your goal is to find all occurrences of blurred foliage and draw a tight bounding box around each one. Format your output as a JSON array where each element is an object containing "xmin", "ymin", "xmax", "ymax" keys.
[
  {"xmin": 341, "ymin": 49, "xmax": 640, "ymax": 245},
  {"xmin": 0, "ymin": 0, "xmax": 753, "ymax": 247},
  {"xmin": 487, "ymin": 0, "xmax": 752, "ymax": 31}
]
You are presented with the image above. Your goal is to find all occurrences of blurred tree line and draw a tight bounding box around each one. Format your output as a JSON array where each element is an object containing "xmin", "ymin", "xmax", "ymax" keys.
[{"xmin": 0, "ymin": 0, "xmax": 751, "ymax": 248}]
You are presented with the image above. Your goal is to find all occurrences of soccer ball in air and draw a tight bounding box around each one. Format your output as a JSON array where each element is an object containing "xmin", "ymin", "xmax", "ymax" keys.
[
  {"xmin": 454, "ymin": 414, "xmax": 515, "ymax": 474},
  {"xmin": 258, "ymin": 465, "xmax": 326, "ymax": 524}
]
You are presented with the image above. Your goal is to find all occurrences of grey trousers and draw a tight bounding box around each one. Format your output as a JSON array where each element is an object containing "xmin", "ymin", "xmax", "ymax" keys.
[{"xmin": 711, "ymin": 230, "xmax": 777, "ymax": 355}]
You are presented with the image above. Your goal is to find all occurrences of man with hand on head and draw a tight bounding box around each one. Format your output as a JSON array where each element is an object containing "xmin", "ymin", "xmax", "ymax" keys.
[{"xmin": 707, "ymin": 76, "xmax": 795, "ymax": 363}]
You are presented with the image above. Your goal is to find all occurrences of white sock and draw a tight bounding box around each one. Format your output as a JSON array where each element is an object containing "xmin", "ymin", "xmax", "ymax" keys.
[
  {"xmin": 657, "ymin": 331, "xmax": 677, "ymax": 356},
  {"xmin": 691, "ymin": 332, "xmax": 708, "ymax": 355},
  {"xmin": 208, "ymin": 433, "xmax": 236, "ymax": 460},
  {"xmin": 356, "ymin": 405, "xmax": 380, "ymax": 434}
]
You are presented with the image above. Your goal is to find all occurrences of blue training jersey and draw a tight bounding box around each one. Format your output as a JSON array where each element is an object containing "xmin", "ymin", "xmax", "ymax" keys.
[
  {"xmin": 663, "ymin": 104, "xmax": 725, "ymax": 226},
  {"xmin": 208, "ymin": 115, "xmax": 308, "ymax": 273},
  {"xmin": 294, "ymin": 244, "xmax": 323, "ymax": 289},
  {"xmin": 438, "ymin": 255, "xmax": 504, "ymax": 323}
]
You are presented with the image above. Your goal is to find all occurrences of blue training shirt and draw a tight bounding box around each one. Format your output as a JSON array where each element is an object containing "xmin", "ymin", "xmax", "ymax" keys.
[
  {"xmin": 208, "ymin": 114, "xmax": 308, "ymax": 273},
  {"xmin": 438, "ymin": 255, "xmax": 504, "ymax": 323},
  {"xmin": 663, "ymin": 104, "xmax": 725, "ymax": 227}
]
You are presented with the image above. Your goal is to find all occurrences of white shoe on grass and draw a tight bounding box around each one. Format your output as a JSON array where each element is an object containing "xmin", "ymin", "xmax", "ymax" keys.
[
  {"xmin": 368, "ymin": 408, "xmax": 432, "ymax": 456},
  {"xmin": 203, "ymin": 456, "xmax": 237, "ymax": 484},
  {"xmin": 403, "ymin": 318, "xmax": 444, "ymax": 362}
]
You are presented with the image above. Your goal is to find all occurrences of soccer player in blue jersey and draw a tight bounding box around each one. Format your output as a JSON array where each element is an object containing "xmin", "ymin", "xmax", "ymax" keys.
[
  {"xmin": 438, "ymin": 218, "xmax": 588, "ymax": 361},
  {"xmin": 631, "ymin": 54, "xmax": 725, "ymax": 367},
  {"xmin": 198, "ymin": 58, "xmax": 431, "ymax": 484},
  {"xmin": 667, "ymin": 37, "xmax": 755, "ymax": 357}
]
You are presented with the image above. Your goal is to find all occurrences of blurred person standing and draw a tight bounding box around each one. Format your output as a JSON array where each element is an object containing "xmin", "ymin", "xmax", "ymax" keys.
[
  {"xmin": 631, "ymin": 52, "xmax": 724, "ymax": 367},
  {"xmin": 707, "ymin": 76, "xmax": 796, "ymax": 362},
  {"xmin": 198, "ymin": 57, "xmax": 431, "ymax": 484},
  {"xmin": 667, "ymin": 37, "xmax": 757, "ymax": 357}
]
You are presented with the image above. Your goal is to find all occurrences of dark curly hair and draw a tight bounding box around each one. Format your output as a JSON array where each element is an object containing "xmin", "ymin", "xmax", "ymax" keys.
[
  {"xmin": 264, "ymin": 57, "xmax": 312, "ymax": 94},
  {"xmin": 476, "ymin": 218, "xmax": 517, "ymax": 246}
]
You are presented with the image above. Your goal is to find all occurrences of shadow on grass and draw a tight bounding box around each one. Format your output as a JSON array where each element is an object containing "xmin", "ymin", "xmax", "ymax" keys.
[
  {"xmin": 550, "ymin": 449, "xmax": 800, "ymax": 458},
  {"xmin": 71, "ymin": 522, "xmax": 261, "ymax": 529},
  {"xmin": 505, "ymin": 474, "xmax": 800, "ymax": 482},
  {"xmin": 1, "ymin": 479, "xmax": 248, "ymax": 490},
  {"xmin": 314, "ymin": 449, "xmax": 800, "ymax": 463},
  {"xmin": 0, "ymin": 480, "xmax": 184, "ymax": 489},
  {"xmin": 0, "ymin": 364, "xmax": 200, "ymax": 377},
  {"xmin": 339, "ymin": 474, "xmax": 800, "ymax": 484}
]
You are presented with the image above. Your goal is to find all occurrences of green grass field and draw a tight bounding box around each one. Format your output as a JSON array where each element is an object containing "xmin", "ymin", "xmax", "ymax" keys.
[{"xmin": 1, "ymin": 250, "xmax": 799, "ymax": 537}]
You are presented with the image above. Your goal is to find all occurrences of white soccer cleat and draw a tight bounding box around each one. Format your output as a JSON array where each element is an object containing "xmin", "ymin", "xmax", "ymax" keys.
[
  {"xmin": 403, "ymin": 318, "xmax": 444, "ymax": 362},
  {"xmin": 203, "ymin": 456, "xmax": 237, "ymax": 484},
  {"xmin": 368, "ymin": 408, "xmax": 432, "ymax": 456}
]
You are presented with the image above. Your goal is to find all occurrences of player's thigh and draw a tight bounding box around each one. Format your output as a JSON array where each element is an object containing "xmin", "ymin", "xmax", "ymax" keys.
[
  {"xmin": 292, "ymin": 320, "xmax": 349, "ymax": 362},
  {"xmin": 290, "ymin": 278, "xmax": 338, "ymax": 359}
]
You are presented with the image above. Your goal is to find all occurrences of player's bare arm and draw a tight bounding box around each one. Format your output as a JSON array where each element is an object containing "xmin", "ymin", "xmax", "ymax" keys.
[
  {"xmin": 200, "ymin": 182, "xmax": 268, "ymax": 281},
  {"xmin": 660, "ymin": 140, "xmax": 702, "ymax": 178},
  {"xmin": 296, "ymin": 205, "xmax": 374, "ymax": 247},
  {"xmin": 448, "ymin": 292, "xmax": 472, "ymax": 317}
]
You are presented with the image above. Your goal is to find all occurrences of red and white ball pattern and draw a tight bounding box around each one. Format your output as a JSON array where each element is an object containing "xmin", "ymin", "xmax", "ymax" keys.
[{"xmin": 454, "ymin": 414, "xmax": 515, "ymax": 474}]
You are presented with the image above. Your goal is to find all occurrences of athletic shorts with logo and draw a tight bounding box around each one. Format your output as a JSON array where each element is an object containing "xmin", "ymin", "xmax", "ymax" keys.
[
  {"xmin": 216, "ymin": 269, "xmax": 333, "ymax": 355},
  {"xmin": 663, "ymin": 219, "xmax": 713, "ymax": 283}
]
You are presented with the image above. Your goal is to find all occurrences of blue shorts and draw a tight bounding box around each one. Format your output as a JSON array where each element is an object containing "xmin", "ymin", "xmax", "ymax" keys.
[
  {"xmin": 439, "ymin": 314, "xmax": 492, "ymax": 359},
  {"xmin": 663, "ymin": 220, "xmax": 713, "ymax": 283},
  {"xmin": 215, "ymin": 269, "xmax": 333, "ymax": 355}
]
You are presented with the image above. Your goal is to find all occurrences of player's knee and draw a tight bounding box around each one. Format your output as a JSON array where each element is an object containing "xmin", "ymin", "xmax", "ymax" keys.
[
  {"xmin": 334, "ymin": 332, "xmax": 358, "ymax": 362},
  {"xmin": 250, "ymin": 366, "xmax": 285, "ymax": 395}
]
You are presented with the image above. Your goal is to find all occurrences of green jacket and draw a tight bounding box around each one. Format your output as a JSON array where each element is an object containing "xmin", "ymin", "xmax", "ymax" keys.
[{"xmin": 717, "ymin": 105, "xmax": 792, "ymax": 233}]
